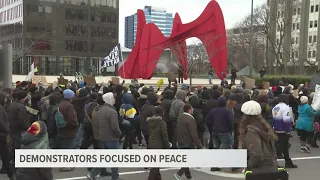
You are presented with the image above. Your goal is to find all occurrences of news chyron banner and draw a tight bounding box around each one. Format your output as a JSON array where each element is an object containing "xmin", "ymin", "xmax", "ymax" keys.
[{"xmin": 15, "ymin": 150, "xmax": 247, "ymax": 168}]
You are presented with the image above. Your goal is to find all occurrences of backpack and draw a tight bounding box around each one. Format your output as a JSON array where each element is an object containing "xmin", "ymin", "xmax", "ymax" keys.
[{"xmin": 55, "ymin": 107, "xmax": 67, "ymax": 129}]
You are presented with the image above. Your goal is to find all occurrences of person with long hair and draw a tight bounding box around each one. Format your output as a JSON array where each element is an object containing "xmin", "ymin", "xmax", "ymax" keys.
[{"xmin": 239, "ymin": 100, "xmax": 278, "ymax": 171}]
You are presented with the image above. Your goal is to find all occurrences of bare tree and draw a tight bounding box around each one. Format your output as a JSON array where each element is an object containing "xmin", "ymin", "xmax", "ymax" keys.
[
  {"xmin": 227, "ymin": 25, "xmax": 266, "ymax": 71},
  {"xmin": 13, "ymin": 32, "xmax": 53, "ymax": 63},
  {"xmin": 234, "ymin": 1, "xmax": 300, "ymax": 74}
]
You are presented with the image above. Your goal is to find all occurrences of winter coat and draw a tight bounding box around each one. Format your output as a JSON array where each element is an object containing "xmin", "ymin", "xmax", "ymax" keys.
[
  {"xmin": 207, "ymin": 97, "xmax": 234, "ymax": 134},
  {"xmin": 201, "ymin": 98, "xmax": 218, "ymax": 121},
  {"xmin": 97, "ymin": 103, "xmax": 122, "ymax": 142},
  {"xmin": 46, "ymin": 105, "xmax": 58, "ymax": 138},
  {"xmin": 91, "ymin": 105, "xmax": 103, "ymax": 141},
  {"xmin": 296, "ymin": 104, "xmax": 319, "ymax": 132},
  {"xmin": 119, "ymin": 93, "xmax": 138, "ymax": 131},
  {"xmin": 0, "ymin": 105, "xmax": 9, "ymax": 137},
  {"xmin": 140, "ymin": 93, "xmax": 158, "ymax": 135},
  {"xmin": 114, "ymin": 93, "xmax": 123, "ymax": 115},
  {"xmin": 189, "ymin": 95, "xmax": 205, "ymax": 135},
  {"xmin": 169, "ymin": 90, "xmax": 186, "ymax": 122},
  {"xmin": 147, "ymin": 116, "xmax": 170, "ymax": 149},
  {"xmin": 233, "ymin": 102, "xmax": 243, "ymax": 124},
  {"xmin": 176, "ymin": 113, "xmax": 202, "ymax": 149},
  {"xmin": 58, "ymin": 99, "xmax": 79, "ymax": 138},
  {"xmin": 258, "ymin": 95, "xmax": 273, "ymax": 125},
  {"xmin": 139, "ymin": 95, "xmax": 148, "ymax": 108},
  {"xmin": 8, "ymin": 101, "xmax": 30, "ymax": 136},
  {"xmin": 40, "ymin": 95, "xmax": 50, "ymax": 121},
  {"xmin": 160, "ymin": 89, "xmax": 174, "ymax": 123},
  {"xmin": 242, "ymin": 123, "xmax": 278, "ymax": 171},
  {"xmin": 29, "ymin": 92, "xmax": 42, "ymax": 124},
  {"xmin": 16, "ymin": 132, "xmax": 53, "ymax": 180},
  {"xmin": 72, "ymin": 89, "xmax": 88, "ymax": 123},
  {"xmin": 272, "ymin": 102, "xmax": 292, "ymax": 133},
  {"xmin": 83, "ymin": 100, "xmax": 98, "ymax": 124}
]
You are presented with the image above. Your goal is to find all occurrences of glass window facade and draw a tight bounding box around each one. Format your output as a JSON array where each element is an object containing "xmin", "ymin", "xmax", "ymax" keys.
[
  {"xmin": 59, "ymin": 57, "xmax": 85, "ymax": 76},
  {"xmin": 1, "ymin": 0, "xmax": 119, "ymax": 75},
  {"xmin": 124, "ymin": 6, "xmax": 173, "ymax": 49}
]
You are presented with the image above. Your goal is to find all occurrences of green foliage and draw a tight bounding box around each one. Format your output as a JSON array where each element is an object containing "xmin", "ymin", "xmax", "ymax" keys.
[{"xmin": 254, "ymin": 75, "xmax": 312, "ymax": 86}]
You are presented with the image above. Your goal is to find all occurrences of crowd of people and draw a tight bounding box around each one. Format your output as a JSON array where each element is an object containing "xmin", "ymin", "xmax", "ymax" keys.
[{"xmin": 0, "ymin": 78, "xmax": 319, "ymax": 180}]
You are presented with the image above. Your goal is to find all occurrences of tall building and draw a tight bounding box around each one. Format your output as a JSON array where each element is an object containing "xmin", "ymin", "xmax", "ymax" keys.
[
  {"xmin": 0, "ymin": 0, "xmax": 119, "ymax": 76},
  {"xmin": 269, "ymin": 0, "xmax": 320, "ymax": 73},
  {"xmin": 124, "ymin": 6, "xmax": 174, "ymax": 49}
]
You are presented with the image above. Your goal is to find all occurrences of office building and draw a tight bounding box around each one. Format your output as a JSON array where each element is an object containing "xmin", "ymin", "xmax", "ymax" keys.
[
  {"xmin": 269, "ymin": 0, "xmax": 320, "ymax": 71},
  {"xmin": 124, "ymin": 6, "xmax": 174, "ymax": 49},
  {"xmin": 0, "ymin": 0, "xmax": 119, "ymax": 76}
]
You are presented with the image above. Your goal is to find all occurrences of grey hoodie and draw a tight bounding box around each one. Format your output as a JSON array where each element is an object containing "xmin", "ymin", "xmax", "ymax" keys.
[{"xmin": 169, "ymin": 90, "xmax": 186, "ymax": 122}]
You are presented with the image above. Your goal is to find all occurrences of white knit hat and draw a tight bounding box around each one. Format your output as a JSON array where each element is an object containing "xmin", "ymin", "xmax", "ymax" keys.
[
  {"xmin": 300, "ymin": 96, "xmax": 308, "ymax": 104},
  {"xmin": 241, "ymin": 100, "xmax": 262, "ymax": 115}
]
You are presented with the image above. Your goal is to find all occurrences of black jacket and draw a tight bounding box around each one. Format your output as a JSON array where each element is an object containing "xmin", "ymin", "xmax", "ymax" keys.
[
  {"xmin": 233, "ymin": 103, "xmax": 243, "ymax": 124},
  {"xmin": 72, "ymin": 89, "xmax": 88, "ymax": 123},
  {"xmin": 207, "ymin": 98, "xmax": 234, "ymax": 134},
  {"xmin": 47, "ymin": 105, "xmax": 58, "ymax": 138},
  {"xmin": 160, "ymin": 89, "xmax": 174, "ymax": 123},
  {"xmin": 189, "ymin": 95, "xmax": 205, "ymax": 133},
  {"xmin": 8, "ymin": 101, "xmax": 30, "ymax": 136},
  {"xmin": 202, "ymin": 98, "xmax": 218, "ymax": 120},
  {"xmin": 140, "ymin": 93, "xmax": 158, "ymax": 135},
  {"xmin": 0, "ymin": 105, "xmax": 9, "ymax": 137}
]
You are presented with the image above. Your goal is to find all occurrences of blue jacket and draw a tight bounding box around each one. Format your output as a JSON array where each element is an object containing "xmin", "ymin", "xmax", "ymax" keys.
[
  {"xmin": 296, "ymin": 104, "xmax": 319, "ymax": 132},
  {"xmin": 119, "ymin": 93, "xmax": 138, "ymax": 130}
]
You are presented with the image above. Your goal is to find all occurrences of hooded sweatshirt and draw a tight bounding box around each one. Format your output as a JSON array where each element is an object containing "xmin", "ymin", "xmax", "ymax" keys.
[
  {"xmin": 207, "ymin": 97, "xmax": 234, "ymax": 134},
  {"xmin": 169, "ymin": 90, "xmax": 186, "ymax": 122},
  {"xmin": 98, "ymin": 93, "xmax": 122, "ymax": 142},
  {"xmin": 119, "ymin": 93, "xmax": 138, "ymax": 130}
]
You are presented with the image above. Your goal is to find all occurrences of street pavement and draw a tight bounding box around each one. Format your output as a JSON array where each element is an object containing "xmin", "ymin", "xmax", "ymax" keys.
[{"xmin": 1, "ymin": 131, "xmax": 320, "ymax": 180}]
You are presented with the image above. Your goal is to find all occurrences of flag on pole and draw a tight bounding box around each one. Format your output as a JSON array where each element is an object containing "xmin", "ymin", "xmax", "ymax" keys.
[{"xmin": 101, "ymin": 43, "xmax": 123, "ymax": 69}]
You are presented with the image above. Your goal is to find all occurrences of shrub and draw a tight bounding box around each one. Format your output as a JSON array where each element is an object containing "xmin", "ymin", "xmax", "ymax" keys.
[{"xmin": 254, "ymin": 75, "xmax": 312, "ymax": 86}]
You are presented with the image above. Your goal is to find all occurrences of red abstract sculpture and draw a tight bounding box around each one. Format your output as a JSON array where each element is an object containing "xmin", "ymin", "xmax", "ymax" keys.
[{"xmin": 119, "ymin": 0, "xmax": 227, "ymax": 80}]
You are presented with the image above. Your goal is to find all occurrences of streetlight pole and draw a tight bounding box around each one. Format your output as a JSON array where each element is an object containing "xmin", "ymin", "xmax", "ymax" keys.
[{"xmin": 249, "ymin": 0, "xmax": 254, "ymax": 77}]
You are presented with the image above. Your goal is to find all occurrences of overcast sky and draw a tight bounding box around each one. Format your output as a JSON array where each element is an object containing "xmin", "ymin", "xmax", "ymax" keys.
[{"xmin": 119, "ymin": 0, "xmax": 266, "ymax": 45}]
